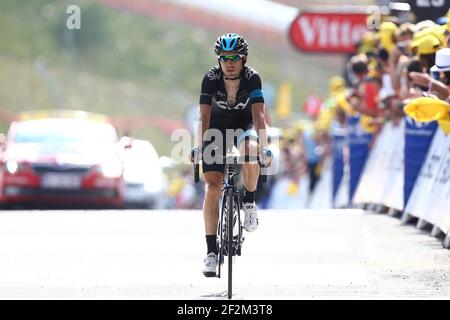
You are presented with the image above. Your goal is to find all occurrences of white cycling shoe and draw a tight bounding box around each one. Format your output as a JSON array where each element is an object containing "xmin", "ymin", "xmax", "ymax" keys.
[
  {"xmin": 202, "ymin": 252, "xmax": 218, "ymax": 277},
  {"xmin": 243, "ymin": 202, "xmax": 258, "ymax": 232}
]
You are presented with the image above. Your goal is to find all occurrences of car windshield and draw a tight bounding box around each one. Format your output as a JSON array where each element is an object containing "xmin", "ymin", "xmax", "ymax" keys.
[{"xmin": 11, "ymin": 119, "xmax": 118, "ymax": 145}]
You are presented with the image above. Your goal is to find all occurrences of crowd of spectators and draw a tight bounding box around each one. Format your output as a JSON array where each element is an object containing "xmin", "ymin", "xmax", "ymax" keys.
[
  {"xmin": 167, "ymin": 10, "xmax": 450, "ymax": 209},
  {"xmin": 258, "ymin": 10, "xmax": 450, "ymax": 209}
]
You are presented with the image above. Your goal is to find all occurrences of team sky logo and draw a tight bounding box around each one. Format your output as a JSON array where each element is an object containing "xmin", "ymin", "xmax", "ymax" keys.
[
  {"xmin": 216, "ymin": 98, "xmax": 250, "ymax": 110},
  {"xmin": 245, "ymin": 68, "xmax": 256, "ymax": 80},
  {"xmin": 214, "ymin": 91, "xmax": 250, "ymax": 110},
  {"xmin": 206, "ymin": 69, "xmax": 222, "ymax": 81}
]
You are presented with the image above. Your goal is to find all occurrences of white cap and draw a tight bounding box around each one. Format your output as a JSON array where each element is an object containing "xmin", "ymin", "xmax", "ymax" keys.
[{"xmin": 431, "ymin": 48, "xmax": 450, "ymax": 72}]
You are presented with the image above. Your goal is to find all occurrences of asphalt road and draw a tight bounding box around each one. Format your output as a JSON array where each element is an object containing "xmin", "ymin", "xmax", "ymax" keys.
[{"xmin": 0, "ymin": 209, "xmax": 449, "ymax": 299}]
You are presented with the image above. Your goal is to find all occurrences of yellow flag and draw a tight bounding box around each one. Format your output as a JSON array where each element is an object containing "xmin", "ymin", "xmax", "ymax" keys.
[
  {"xmin": 276, "ymin": 81, "xmax": 292, "ymax": 119},
  {"xmin": 404, "ymin": 97, "xmax": 449, "ymax": 122},
  {"xmin": 438, "ymin": 119, "xmax": 450, "ymax": 134}
]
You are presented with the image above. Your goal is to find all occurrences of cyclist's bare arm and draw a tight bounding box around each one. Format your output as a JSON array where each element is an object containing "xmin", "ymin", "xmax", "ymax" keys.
[
  {"xmin": 251, "ymin": 102, "xmax": 268, "ymax": 149},
  {"xmin": 197, "ymin": 104, "xmax": 211, "ymax": 148}
]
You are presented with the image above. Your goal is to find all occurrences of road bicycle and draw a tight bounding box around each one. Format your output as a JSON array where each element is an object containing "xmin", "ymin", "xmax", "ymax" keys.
[{"xmin": 194, "ymin": 147, "xmax": 268, "ymax": 299}]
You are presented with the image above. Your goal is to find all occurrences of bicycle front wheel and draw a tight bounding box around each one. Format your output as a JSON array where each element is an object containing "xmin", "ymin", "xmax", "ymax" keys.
[{"xmin": 227, "ymin": 188, "xmax": 234, "ymax": 299}]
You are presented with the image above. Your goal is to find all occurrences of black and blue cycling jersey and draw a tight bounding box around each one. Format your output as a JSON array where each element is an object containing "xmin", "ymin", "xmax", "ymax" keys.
[
  {"xmin": 199, "ymin": 65, "xmax": 264, "ymax": 127},
  {"xmin": 199, "ymin": 65, "xmax": 265, "ymax": 172}
]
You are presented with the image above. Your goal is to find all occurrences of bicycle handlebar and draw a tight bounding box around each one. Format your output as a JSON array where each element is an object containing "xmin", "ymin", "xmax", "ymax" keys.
[
  {"xmin": 193, "ymin": 153, "xmax": 271, "ymax": 184},
  {"xmin": 194, "ymin": 163, "xmax": 200, "ymax": 183}
]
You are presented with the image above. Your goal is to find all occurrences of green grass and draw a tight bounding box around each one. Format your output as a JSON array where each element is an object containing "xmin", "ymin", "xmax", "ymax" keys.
[{"xmin": 0, "ymin": 0, "xmax": 344, "ymax": 156}]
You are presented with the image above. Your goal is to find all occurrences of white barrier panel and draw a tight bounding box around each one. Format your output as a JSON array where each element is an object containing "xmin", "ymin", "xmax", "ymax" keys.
[
  {"xmin": 334, "ymin": 165, "xmax": 349, "ymax": 208},
  {"xmin": 352, "ymin": 121, "xmax": 390, "ymax": 205},
  {"xmin": 370, "ymin": 122, "xmax": 396, "ymax": 205},
  {"xmin": 405, "ymin": 129, "xmax": 448, "ymax": 221},
  {"xmin": 310, "ymin": 159, "xmax": 333, "ymax": 209},
  {"xmin": 426, "ymin": 133, "xmax": 450, "ymax": 233},
  {"xmin": 436, "ymin": 182, "xmax": 450, "ymax": 236},
  {"xmin": 353, "ymin": 120, "xmax": 404, "ymax": 209},
  {"xmin": 380, "ymin": 120, "xmax": 404, "ymax": 211}
]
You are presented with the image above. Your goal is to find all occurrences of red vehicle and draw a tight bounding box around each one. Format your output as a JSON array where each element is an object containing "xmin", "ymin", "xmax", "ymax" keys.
[{"xmin": 0, "ymin": 110, "xmax": 124, "ymax": 208}]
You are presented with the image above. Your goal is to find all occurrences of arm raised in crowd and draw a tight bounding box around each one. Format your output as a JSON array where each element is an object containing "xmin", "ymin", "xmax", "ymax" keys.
[{"xmin": 409, "ymin": 72, "xmax": 449, "ymax": 101}]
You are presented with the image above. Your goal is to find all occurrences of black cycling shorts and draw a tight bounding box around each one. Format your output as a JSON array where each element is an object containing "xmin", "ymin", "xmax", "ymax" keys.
[{"xmin": 202, "ymin": 124, "xmax": 258, "ymax": 174}]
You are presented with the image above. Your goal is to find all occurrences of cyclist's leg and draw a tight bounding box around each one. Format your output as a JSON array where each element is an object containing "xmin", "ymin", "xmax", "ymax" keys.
[
  {"xmin": 201, "ymin": 164, "xmax": 224, "ymax": 276},
  {"xmin": 237, "ymin": 127, "xmax": 260, "ymax": 193},
  {"xmin": 201, "ymin": 132, "xmax": 226, "ymax": 276},
  {"xmin": 203, "ymin": 170, "xmax": 224, "ymax": 238},
  {"xmin": 237, "ymin": 127, "xmax": 260, "ymax": 232},
  {"xmin": 202, "ymin": 135, "xmax": 226, "ymax": 240}
]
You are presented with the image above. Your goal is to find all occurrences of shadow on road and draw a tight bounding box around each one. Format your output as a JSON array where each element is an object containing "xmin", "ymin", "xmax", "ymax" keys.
[{"xmin": 199, "ymin": 290, "xmax": 228, "ymax": 299}]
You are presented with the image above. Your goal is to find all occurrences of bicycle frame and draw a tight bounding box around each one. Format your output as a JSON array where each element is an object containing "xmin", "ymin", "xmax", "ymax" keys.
[
  {"xmin": 217, "ymin": 158, "xmax": 243, "ymax": 285},
  {"xmin": 193, "ymin": 149, "xmax": 267, "ymax": 300}
]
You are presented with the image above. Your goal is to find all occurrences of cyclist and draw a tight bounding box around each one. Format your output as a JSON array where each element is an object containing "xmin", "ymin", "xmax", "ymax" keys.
[{"xmin": 191, "ymin": 33, "xmax": 272, "ymax": 277}]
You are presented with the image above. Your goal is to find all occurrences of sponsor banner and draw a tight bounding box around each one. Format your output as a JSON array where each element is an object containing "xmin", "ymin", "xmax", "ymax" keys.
[
  {"xmin": 381, "ymin": 120, "xmax": 404, "ymax": 210},
  {"xmin": 334, "ymin": 164, "xmax": 350, "ymax": 208},
  {"xmin": 353, "ymin": 120, "xmax": 404, "ymax": 208},
  {"xmin": 404, "ymin": 118, "xmax": 438, "ymax": 207},
  {"xmin": 289, "ymin": 11, "xmax": 368, "ymax": 53},
  {"xmin": 405, "ymin": 128, "xmax": 446, "ymax": 220},
  {"xmin": 435, "ymin": 156, "xmax": 450, "ymax": 235},
  {"xmin": 348, "ymin": 116, "xmax": 372, "ymax": 205},
  {"xmin": 353, "ymin": 121, "xmax": 390, "ymax": 205},
  {"xmin": 310, "ymin": 159, "xmax": 333, "ymax": 209},
  {"xmin": 426, "ymin": 133, "xmax": 450, "ymax": 229}
]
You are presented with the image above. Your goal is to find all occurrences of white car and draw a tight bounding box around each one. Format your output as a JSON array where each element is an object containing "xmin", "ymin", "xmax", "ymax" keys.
[{"xmin": 120, "ymin": 138, "xmax": 168, "ymax": 209}]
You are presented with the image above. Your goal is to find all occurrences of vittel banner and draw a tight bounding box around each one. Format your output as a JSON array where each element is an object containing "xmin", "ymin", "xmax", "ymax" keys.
[{"xmin": 289, "ymin": 12, "xmax": 368, "ymax": 53}]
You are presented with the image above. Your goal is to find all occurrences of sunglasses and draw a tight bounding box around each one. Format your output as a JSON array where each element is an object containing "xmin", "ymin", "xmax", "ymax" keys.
[{"xmin": 218, "ymin": 54, "xmax": 244, "ymax": 62}]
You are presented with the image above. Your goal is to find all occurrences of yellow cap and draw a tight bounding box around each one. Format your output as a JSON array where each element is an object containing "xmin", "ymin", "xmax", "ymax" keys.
[
  {"xmin": 360, "ymin": 115, "xmax": 379, "ymax": 134},
  {"xmin": 329, "ymin": 76, "xmax": 345, "ymax": 95},
  {"xmin": 314, "ymin": 107, "xmax": 335, "ymax": 132},
  {"xmin": 413, "ymin": 25, "xmax": 446, "ymax": 45},
  {"xmin": 336, "ymin": 92, "xmax": 355, "ymax": 116},
  {"xmin": 368, "ymin": 59, "xmax": 380, "ymax": 78},
  {"xmin": 426, "ymin": 25, "xmax": 447, "ymax": 45},
  {"xmin": 411, "ymin": 34, "xmax": 441, "ymax": 55},
  {"xmin": 412, "ymin": 27, "xmax": 430, "ymax": 42},
  {"xmin": 404, "ymin": 97, "xmax": 449, "ymax": 122},
  {"xmin": 377, "ymin": 22, "xmax": 398, "ymax": 53},
  {"xmin": 379, "ymin": 21, "xmax": 398, "ymax": 33},
  {"xmin": 362, "ymin": 31, "xmax": 377, "ymax": 44},
  {"xmin": 358, "ymin": 31, "xmax": 377, "ymax": 53}
]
